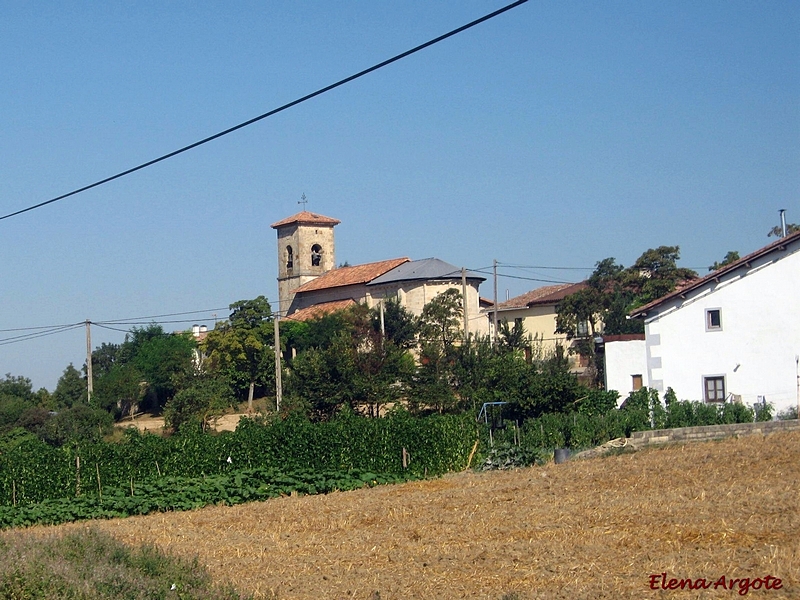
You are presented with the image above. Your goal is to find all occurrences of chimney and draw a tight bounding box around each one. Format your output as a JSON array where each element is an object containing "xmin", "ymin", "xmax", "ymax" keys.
[
  {"xmin": 192, "ymin": 324, "xmax": 200, "ymax": 337},
  {"xmin": 199, "ymin": 325, "xmax": 208, "ymax": 333},
  {"xmin": 780, "ymin": 209, "xmax": 787, "ymax": 237}
]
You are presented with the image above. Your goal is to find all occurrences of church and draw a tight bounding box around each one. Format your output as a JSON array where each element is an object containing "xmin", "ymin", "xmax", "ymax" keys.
[{"xmin": 271, "ymin": 210, "xmax": 489, "ymax": 336}]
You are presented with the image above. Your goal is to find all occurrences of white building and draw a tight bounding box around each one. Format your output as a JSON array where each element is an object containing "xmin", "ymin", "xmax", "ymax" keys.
[{"xmin": 615, "ymin": 230, "xmax": 800, "ymax": 414}]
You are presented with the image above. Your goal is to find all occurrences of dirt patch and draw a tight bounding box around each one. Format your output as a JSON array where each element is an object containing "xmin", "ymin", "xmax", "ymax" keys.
[
  {"xmin": 15, "ymin": 432, "xmax": 800, "ymax": 599},
  {"xmin": 119, "ymin": 413, "xmax": 249, "ymax": 434}
]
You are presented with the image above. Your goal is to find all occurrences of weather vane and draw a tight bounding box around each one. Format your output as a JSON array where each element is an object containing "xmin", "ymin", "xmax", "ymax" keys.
[{"xmin": 298, "ymin": 193, "xmax": 308, "ymax": 209}]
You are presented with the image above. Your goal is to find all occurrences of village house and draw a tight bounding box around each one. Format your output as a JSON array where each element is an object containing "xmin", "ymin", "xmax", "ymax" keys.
[
  {"xmin": 605, "ymin": 230, "xmax": 800, "ymax": 415},
  {"xmin": 486, "ymin": 282, "xmax": 590, "ymax": 370}
]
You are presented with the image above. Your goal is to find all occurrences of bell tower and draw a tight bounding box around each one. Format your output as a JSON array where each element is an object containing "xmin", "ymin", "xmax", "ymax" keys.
[{"xmin": 271, "ymin": 210, "xmax": 340, "ymax": 316}]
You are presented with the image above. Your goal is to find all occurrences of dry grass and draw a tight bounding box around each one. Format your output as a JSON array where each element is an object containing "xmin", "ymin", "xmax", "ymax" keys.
[{"xmin": 13, "ymin": 432, "xmax": 800, "ymax": 599}]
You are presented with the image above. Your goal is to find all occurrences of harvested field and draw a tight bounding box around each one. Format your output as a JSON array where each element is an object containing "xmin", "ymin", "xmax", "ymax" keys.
[{"xmin": 14, "ymin": 431, "xmax": 800, "ymax": 599}]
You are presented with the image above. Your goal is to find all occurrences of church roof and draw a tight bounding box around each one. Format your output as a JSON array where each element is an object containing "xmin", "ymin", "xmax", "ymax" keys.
[
  {"xmin": 293, "ymin": 257, "xmax": 410, "ymax": 293},
  {"xmin": 494, "ymin": 282, "xmax": 586, "ymax": 310},
  {"xmin": 285, "ymin": 299, "xmax": 357, "ymax": 322},
  {"xmin": 270, "ymin": 211, "xmax": 341, "ymax": 229},
  {"xmin": 367, "ymin": 258, "xmax": 486, "ymax": 286}
]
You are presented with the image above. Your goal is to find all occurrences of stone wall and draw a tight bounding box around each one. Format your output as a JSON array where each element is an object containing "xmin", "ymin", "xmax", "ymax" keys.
[{"xmin": 629, "ymin": 419, "xmax": 800, "ymax": 446}]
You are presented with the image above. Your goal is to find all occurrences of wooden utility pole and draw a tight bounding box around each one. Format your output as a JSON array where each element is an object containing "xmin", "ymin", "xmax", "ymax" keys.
[
  {"xmin": 492, "ymin": 260, "xmax": 499, "ymax": 347},
  {"xmin": 274, "ymin": 315, "xmax": 282, "ymax": 412},
  {"xmin": 379, "ymin": 300, "xmax": 385, "ymax": 349},
  {"xmin": 461, "ymin": 267, "xmax": 469, "ymax": 341},
  {"xmin": 85, "ymin": 320, "xmax": 93, "ymax": 403}
]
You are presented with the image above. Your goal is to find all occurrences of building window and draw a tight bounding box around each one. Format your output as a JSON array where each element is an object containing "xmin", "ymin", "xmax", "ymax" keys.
[
  {"xmin": 311, "ymin": 244, "xmax": 322, "ymax": 267},
  {"xmin": 632, "ymin": 375, "xmax": 643, "ymax": 391},
  {"xmin": 286, "ymin": 245, "xmax": 293, "ymax": 269},
  {"xmin": 576, "ymin": 320, "xmax": 589, "ymax": 337},
  {"xmin": 704, "ymin": 376, "xmax": 725, "ymax": 403},
  {"xmin": 706, "ymin": 308, "xmax": 722, "ymax": 331}
]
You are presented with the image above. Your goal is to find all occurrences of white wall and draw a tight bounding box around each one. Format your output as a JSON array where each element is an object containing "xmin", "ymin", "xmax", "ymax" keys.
[
  {"xmin": 604, "ymin": 339, "xmax": 648, "ymax": 404},
  {"xmin": 643, "ymin": 244, "xmax": 800, "ymax": 415}
]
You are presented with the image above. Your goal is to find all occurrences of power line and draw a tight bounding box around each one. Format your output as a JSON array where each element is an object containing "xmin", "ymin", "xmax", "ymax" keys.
[
  {"xmin": 0, "ymin": 323, "xmax": 84, "ymax": 347},
  {"xmin": 0, "ymin": 0, "xmax": 528, "ymax": 222},
  {"xmin": 499, "ymin": 263, "xmax": 595, "ymax": 271},
  {"xmin": 95, "ymin": 307, "xmax": 229, "ymax": 324},
  {"xmin": 471, "ymin": 267, "xmax": 575, "ymax": 285}
]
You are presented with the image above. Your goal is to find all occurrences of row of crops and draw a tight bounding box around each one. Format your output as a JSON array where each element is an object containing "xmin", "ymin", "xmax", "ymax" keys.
[{"xmin": 0, "ymin": 411, "xmax": 478, "ymax": 516}]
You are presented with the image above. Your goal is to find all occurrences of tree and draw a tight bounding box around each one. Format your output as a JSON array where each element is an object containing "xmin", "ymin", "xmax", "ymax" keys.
[
  {"xmin": 163, "ymin": 376, "xmax": 235, "ymax": 432},
  {"xmin": 417, "ymin": 289, "xmax": 463, "ymax": 349},
  {"xmin": 372, "ymin": 298, "xmax": 417, "ymax": 349},
  {"xmin": 203, "ymin": 296, "xmax": 274, "ymax": 412},
  {"xmin": 556, "ymin": 248, "xmax": 696, "ymax": 387},
  {"xmin": 52, "ymin": 364, "xmax": 86, "ymax": 409},
  {"xmin": 708, "ymin": 251, "xmax": 740, "ymax": 272},
  {"xmin": 411, "ymin": 290, "xmax": 464, "ymax": 413},
  {"xmin": 768, "ymin": 222, "xmax": 800, "ymax": 237},
  {"xmin": 626, "ymin": 246, "xmax": 697, "ymax": 308},
  {"xmin": 92, "ymin": 363, "xmax": 143, "ymax": 419},
  {"xmin": 286, "ymin": 304, "xmax": 415, "ymax": 420},
  {"xmin": 41, "ymin": 404, "xmax": 114, "ymax": 446},
  {"xmin": 114, "ymin": 324, "xmax": 196, "ymax": 411}
]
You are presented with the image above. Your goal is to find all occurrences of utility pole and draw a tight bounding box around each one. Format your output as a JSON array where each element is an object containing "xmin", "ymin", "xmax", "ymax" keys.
[
  {"xmin": 492, "ymin": 260, "xmax": 499, "ymax": 347},
  {"xmin": 461, "ymin": 267, "xmax": 469, "ymax": 342},
  {"xmin": 379, "ymin": 300, "xmax": 385, "ymax": 350},
  {"xmin": 274, "ymin": 315, "xmax": 282, "ymax": 413},
  {"xmin": 85, "ymin": 320, "xmax": 93, "ymax": 403}
]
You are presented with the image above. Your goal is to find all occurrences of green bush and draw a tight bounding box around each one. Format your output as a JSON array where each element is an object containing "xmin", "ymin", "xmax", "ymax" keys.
[{"xmin": 0, "ymin": 528, "xmax": 248, "ymax": 599}]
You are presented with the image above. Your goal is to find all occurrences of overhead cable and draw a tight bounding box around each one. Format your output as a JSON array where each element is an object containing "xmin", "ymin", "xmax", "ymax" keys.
[{"xmin": 0, "ymin": 0, "xmax": 528, "ymax": 222}]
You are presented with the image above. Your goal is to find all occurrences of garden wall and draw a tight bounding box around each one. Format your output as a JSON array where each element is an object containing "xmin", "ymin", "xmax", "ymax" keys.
[{"xmin": 628, "ymin": 418, "xmax": 800, "ymax": 446}]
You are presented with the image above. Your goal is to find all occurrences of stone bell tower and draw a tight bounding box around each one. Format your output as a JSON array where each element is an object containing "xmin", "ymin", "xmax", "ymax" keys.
[{"xmin": 270, "ymin": 210, "xmax": 340, "ymax": 316}]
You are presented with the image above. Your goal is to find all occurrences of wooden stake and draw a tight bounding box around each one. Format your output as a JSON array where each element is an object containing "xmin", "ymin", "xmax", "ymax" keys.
[{"xmin": 96, "ymin": 463, "xmax": 102, "ymax": 501}]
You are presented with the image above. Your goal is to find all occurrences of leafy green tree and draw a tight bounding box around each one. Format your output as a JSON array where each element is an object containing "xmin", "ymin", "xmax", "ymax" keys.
[
  {"xmin": 122, "ymin": 325, "xmax": 196, "ymax": 411},
  {"xmin": 0, "ymin": 374, "xmax": 37, "ymax": 434},
  {"xmin": 90, "ymin": 342, "xmax": 121, "ymax": 378},
  {"xmin": 626, "ymin": 246, "xmax": 697, "ymax": 308},
  {"xmin": 163, "ymin": 376, "xmax": 235, "ymax": 431},
  {"xmin": 411, "ymin": 290, "xmax": 464, "ymax": 414},
  {"xmin": 287, "ymin": 304, "xmax": 415, "ymax": 420},
  {"xmin": 203, "ymin": 296, "xmax": 275, "ymax": 412},
  {"xmin": 417, "ymin": 289, "xmax": 463, "ymax": 349},
  {"xmin": 52, "ymin": 364, "xmax": 87, "ymax": 409},
  {"xmin": 768, "ymin": 222, "xmax": 800, "ymax": 237},
  {"xmin": 556, "ymin": 248, "xmax": 696, "ymax": 387},
  {"xmin": 497, "ymin": 319, "xmax": 528, "ymax": 352},
  {"xmin": 708, "ymin": 251, "xmax": 740, "ymax": 272},
  {"xmin": 372, "ymin": 298, "xmax": 417, "ymax": 349},
  {"xmin": 0, "ymin": 374, "xmax": 35, "ymax": 402},
  {"xmin": 41, "ymin": 404, "xmax": 114, "ymax": 446},
  {"xmin": 92, "ymin": 363, "xmax": 143, "ymax": 419}
]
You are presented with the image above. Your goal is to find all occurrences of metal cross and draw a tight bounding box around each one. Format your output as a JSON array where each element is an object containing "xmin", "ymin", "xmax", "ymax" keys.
[{"xmin": 298, "ymin": 193, "xmax": 308, "ymax": 209}]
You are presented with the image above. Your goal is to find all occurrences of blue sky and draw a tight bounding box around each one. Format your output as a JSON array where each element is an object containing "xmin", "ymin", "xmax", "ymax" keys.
[{"xmin": 1, "ymin": 1, "xmax": 798, "ymax": 391}]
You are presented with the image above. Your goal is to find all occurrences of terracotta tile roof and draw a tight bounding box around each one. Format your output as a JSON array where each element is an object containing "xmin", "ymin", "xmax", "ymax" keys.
[
  {"xmin": 495, "ymin": 282, "xmax": 586, "ymax": 310},
  {"xmin": 270, "ymin": 211, "xmax": 341, "ymax": 229},
  {"xmin": 293, "ymin": 258, "xmax": 410, "ymax": 293},
  {"xmin": 602, "ymin": 333, "xmax": 645, "ymax": 342},
  {"xmin": 286, "ymin": 299, "xmax": 357, "ymax": 322},
  {"xmin": 630, "ymin": 229, "xmax": 800, "ymax": 318}
]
